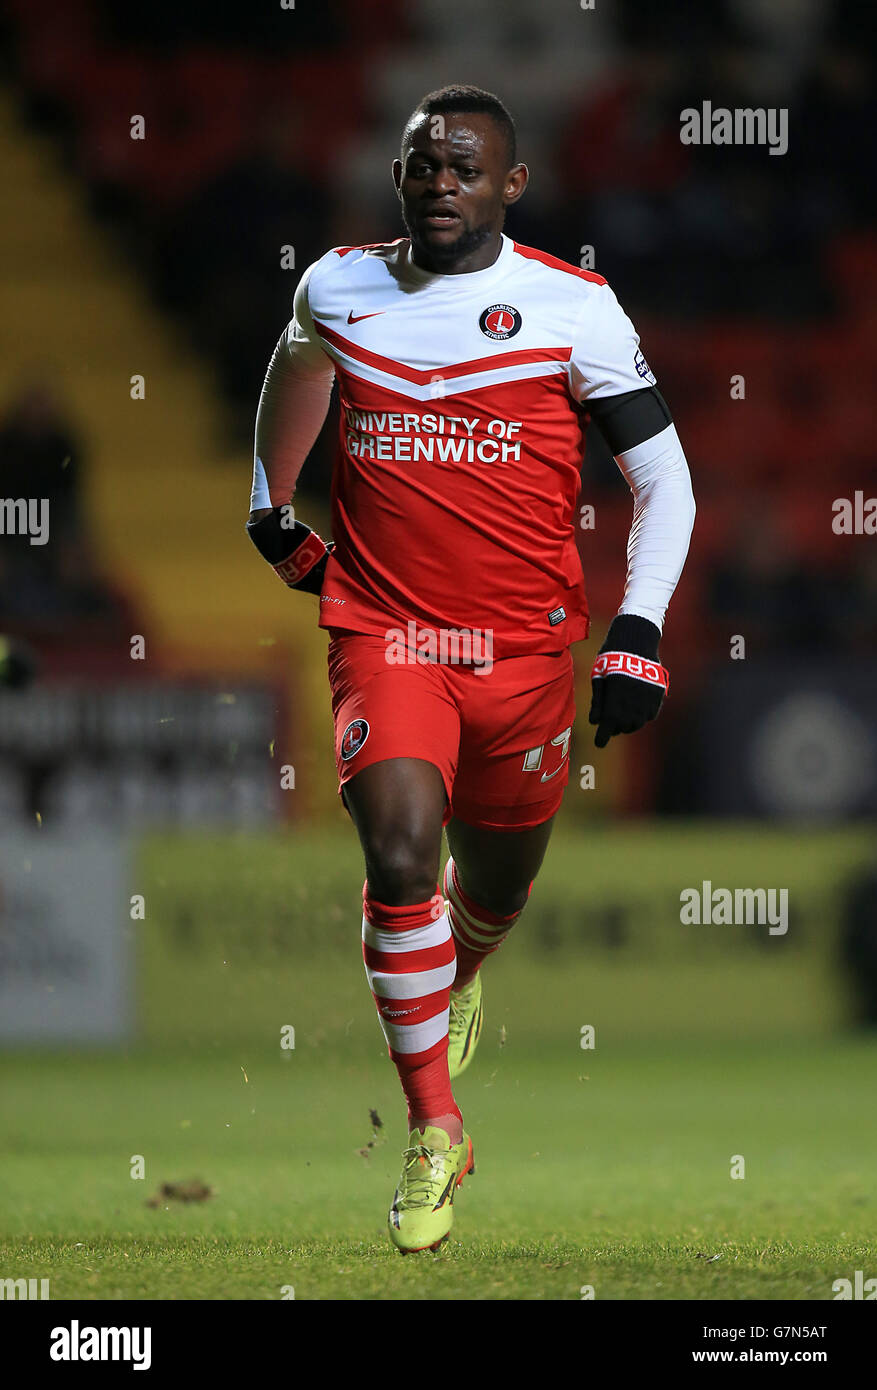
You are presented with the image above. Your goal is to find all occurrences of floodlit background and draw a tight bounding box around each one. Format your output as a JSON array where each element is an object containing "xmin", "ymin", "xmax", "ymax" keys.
[{"xmin": 0, "ymin": 0, "xmax": 875, "ymax": 1299}]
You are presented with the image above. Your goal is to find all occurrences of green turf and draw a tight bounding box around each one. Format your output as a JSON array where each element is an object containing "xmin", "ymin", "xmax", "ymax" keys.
[
  {"xmin": 2, "ymin": 824, "xmax": 875, "ymax": 1299},
  {"xmin": 2, "ymin": 1035, "xmax": 876, "ymax": 1299}
]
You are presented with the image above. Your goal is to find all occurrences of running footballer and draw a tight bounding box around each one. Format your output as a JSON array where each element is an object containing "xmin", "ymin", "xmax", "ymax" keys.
[{"xmin": 248, "ymin": 85, "xmax": 695, "ymax": 1254}]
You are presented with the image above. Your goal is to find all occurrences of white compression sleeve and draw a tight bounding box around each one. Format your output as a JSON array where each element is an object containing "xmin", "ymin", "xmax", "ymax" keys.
[
  {"xmin": 613, "ymin": 422, "xmax": 695, "ymax": 631},
  {"xmin": 251, "ymin": 325, "xmax": 335, "ymax": 511}
]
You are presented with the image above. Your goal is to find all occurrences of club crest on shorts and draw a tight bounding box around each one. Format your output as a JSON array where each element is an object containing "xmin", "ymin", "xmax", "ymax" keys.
[
  {"xmin": 341, "ymin": 717, "xmax": 370, "ymax": 760},
  {"xmin": 479, "ymin": 304, "xmax": 522, "ymax": 340}
]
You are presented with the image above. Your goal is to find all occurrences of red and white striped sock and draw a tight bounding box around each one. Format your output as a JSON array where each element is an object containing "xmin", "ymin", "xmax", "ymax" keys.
[
  {"xmin": 443, "ymin": 856, "xmax": 529, "ymax": 988},
  {"xmin": 361, "ymin": 883, "xmax": 461, "ymax": 1134}
]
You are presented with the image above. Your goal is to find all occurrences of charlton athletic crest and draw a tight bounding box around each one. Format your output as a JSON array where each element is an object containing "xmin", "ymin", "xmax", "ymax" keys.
[
  {"xmin": 341, "ymin": 717, "xmax": 370, "ymax": 761},
  {"xmin": 479, "ymin": 304, "xmax": 522, "ymax": 340}
]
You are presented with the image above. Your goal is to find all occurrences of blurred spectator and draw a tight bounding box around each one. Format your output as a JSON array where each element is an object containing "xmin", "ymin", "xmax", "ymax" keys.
[
  {"xmin": 707, "ymin": 509, "xmax": 877, "ymax": 653},
  {"xmin": 0, "ymin": 382, "xmax": 123, "ymax": 626},
  {"xmin": 840, "ymin": 860, "xmax": 877, "ymax": 1026},
  {"xmin": 570, "ymin": 39, "xmax": 834, "ymax": 314},
  {"xmin": 148, "ymin": 109, "xmax": 331, "ymax": 440},
  {"xmin": 96, "ymin": 0, "xmax": 344, "ymax": 48},
  {"xmin": 789, "ymin": 45, "xmax": 876, "ymax": 229},
  {"xmin": 827, "ymin": 546, "xmax": 877, "ymax": 655},
  {"xmin": 0, "ymin": 634, "xmax": 36, "ymax": 688},
  {"xmin": 3, "ymin": 0, "xmax": 873, "ymax": 653}
]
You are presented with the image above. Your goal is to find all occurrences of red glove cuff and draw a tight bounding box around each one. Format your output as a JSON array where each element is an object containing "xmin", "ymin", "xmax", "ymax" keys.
[
  {"xmin": 590, "ymin": 650, "xmax": 670, "ymax": 694},
  {"xmin": 272, "ymin": 531, "xmax": 328, "ymax": 587}
]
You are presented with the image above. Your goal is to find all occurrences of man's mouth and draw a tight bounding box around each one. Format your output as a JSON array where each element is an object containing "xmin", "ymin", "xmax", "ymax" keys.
[{"xmin": 421, "ymin": 206, "xmax": 461, "ymax": 229}]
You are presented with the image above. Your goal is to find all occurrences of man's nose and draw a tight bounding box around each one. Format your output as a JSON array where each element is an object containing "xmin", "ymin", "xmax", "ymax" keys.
[{"xmin": 424, "ymin": 167, "xmax": 458, "ymax": 197}]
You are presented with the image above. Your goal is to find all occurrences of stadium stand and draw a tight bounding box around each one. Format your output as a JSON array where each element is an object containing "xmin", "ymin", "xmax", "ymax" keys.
[{"xmin": 2, "ymin": 0, "xmax": 873, "ymax": 814}]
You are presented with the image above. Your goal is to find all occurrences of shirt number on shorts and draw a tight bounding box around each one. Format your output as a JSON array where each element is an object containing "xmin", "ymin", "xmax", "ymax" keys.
[{"xmin": 522, "ymin": 726, "xmax": 572, "ymax": 782}]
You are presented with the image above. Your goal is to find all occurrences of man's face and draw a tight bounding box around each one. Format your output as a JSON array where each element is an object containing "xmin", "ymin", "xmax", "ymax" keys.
[{"xmin": 393, "ymin": 111, "xmax": 527, "ymax": 271}]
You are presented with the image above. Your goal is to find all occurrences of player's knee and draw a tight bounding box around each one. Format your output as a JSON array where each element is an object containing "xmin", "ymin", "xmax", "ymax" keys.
[
  {"xmin": 495, "ymin": 885, "xmax": 531, "ymax": 917},
  {"xmin": 464, "ymin": 877, "xmax": 530, "ymax": 919},
  {"xmin": 363, "ymin": 827, "xmax": 439, "ymax": 907}
]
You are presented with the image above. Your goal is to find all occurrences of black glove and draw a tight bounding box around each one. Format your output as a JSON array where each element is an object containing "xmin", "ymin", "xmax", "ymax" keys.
[
  {"xmin": 589, "ymin": 614, "xmax": 669, "ymax": 748},
  {"xmin": 246, "ymin": 509, "xmax": 333, "ymax": 596}
]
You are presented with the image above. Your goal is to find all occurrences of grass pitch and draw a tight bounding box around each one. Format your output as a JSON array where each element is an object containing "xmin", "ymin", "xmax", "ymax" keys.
[
  {"xmin": 1, "ymin": 824, "xmax": 875, "ymax": 1299},
  {"xmin": 2, "ymin": 1035, "xmax": 875, "ymax": 1300}
]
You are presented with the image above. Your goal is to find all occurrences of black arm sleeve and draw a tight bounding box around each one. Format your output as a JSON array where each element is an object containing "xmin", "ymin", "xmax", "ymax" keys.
[{"xmin": 585, "ymin": 386, "xmax": 674, "ymax": 455}]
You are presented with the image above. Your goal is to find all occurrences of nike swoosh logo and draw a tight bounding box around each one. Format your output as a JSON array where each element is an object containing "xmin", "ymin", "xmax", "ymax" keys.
[
  {"xmin": 432, "ymin": 1172, "xmax": 457, "ymax": 1211},
  {"xmin": 540, "ymin": 758, "xmax": 569, "ymax": 783},
  {"xmin": 347, "ymin": 310, "xmax": 385, "ymax": 324}
]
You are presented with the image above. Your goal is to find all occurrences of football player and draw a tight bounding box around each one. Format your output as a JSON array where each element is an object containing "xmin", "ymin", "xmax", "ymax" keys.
[{"xmin": 249, "ymin": 86, "xmax": 694, "ymax": 1252}]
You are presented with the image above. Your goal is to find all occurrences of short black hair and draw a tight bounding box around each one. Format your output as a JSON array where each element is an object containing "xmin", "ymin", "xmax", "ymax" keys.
[{"xmin": 401, "ymin": 85, "xmax": 517, "ymax": 168}]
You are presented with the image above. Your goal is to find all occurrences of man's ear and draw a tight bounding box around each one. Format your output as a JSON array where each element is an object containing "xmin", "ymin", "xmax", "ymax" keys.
[
  {"xmin": 504, "ymin": 163, "xmax": 529, "ymax": 206},
  {"xmin": 392, "ymin": 157, "xmax": 403, "ymax": 197}
]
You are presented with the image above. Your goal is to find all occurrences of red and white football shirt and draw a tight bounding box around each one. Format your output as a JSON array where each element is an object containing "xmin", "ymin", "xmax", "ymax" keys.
[{"xmin": 287, "ymin": 234, "xmax": 656, "ymax": 657}]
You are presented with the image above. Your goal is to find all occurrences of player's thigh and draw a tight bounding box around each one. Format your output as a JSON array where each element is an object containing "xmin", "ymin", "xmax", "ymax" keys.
[
  {"xmin": 327, "ymin": 630, "xmax": 461, "ymax": 902},
  {"xmin": 446, "ymin": 814, "xmax": 556, "ymax": 916},
  {"xmin": 345, "ymin": 756, "xmax": 448, "ymax": 903}
]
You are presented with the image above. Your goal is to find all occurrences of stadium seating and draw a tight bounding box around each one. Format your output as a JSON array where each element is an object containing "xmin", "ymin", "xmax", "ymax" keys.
[{"xmin": 3, "ymin": 0, "xmax": 873, "ymax": 795}]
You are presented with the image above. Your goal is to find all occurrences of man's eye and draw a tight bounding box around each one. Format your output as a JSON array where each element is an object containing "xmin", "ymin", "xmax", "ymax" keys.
[{"xmin": 459, "ymin": 167, "xmax": 479, "ymax": 179}]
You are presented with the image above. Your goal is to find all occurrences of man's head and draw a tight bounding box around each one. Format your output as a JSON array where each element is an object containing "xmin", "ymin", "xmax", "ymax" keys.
[{"xmin": 393, "ymin": 85, "xmax": 528, "ymax": 273}]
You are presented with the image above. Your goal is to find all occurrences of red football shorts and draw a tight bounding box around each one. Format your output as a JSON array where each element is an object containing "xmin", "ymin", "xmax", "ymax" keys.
[{"xmin": 327, "ymin": 628, "xmax": 576, "ymax": 831}]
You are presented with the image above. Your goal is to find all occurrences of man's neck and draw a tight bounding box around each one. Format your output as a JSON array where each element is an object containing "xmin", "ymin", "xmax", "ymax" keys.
[{"xmin": 410, "ymin": 233, "xmax": 504, "ymax": 277}]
